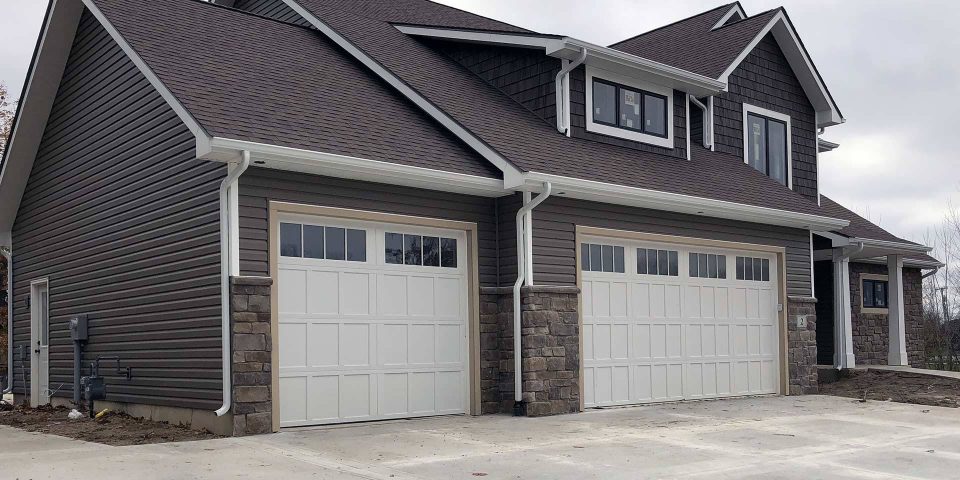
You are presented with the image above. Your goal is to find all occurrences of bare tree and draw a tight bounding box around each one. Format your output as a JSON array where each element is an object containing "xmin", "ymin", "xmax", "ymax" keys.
[
  {"xmin": 923, "ymin": 202, "xmax": 960, "ymax": 370},
  {"xmin": 0, "ymin": 82, "xmax": 18, "ymax": 158}
]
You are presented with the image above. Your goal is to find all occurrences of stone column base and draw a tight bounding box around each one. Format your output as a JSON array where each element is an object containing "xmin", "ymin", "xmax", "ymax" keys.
[
  {"xmin": 230, "ymin": 276, "xmax": 273, "ymax": 436},
  {"xmin": 787, "ymin": 296, "xmax": 819, "ymax": 394}
]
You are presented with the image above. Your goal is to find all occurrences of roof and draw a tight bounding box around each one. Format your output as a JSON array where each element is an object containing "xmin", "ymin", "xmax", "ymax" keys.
[
  {"xmin": 283, "ymin": 0, "xmax": 835, "ymax": 219},
  {"xmin": 90, "ymin": 0, "xmax": 500, "ymax": 179}
]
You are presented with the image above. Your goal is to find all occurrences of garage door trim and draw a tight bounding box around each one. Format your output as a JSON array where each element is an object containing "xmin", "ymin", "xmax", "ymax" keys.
[
  {"xmin": 575, "ymin": 226, "xmax": 789, "ymax": 410},
  {"xmin": 268, "ymin": 201, "xmax": 481, "ymax": 431}
]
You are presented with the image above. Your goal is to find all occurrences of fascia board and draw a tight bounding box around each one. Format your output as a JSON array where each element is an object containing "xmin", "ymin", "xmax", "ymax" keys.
[
  {"xmin": 522, "ymin": 172, "xmax": 849, "ymax": 231},
  {"xmin": 281, "ymin": 0, "xmax": 525, "ymax": 184},
  {"xmin": 206, "ymin": 137, "xmax": 509, "ymax": 198},
  {"xmin": 850, "ymin": 237, "xmax": 932, "ymax": 254},
  {"xmin": 393, "ymin": 25, "xmax": 554, "ymax": 49}
]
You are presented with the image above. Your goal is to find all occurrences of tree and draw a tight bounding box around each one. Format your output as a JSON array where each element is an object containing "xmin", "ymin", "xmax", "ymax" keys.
[
  {"xmin": 923, "ymin": 203, "xmax": 960, "ymax": 370},
  {"xmin": 0, "ymin": 82, "xmax": 18, "ymax": 158}
]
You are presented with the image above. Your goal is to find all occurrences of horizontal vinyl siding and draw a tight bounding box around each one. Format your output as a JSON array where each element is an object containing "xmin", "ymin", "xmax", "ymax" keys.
[
  {"xmin": 515, "ymin": 196, "xmax": 812, "ymax": 296},
  {"xmin": 238, "ymin": 168, "xmax": 500, "ymax": 287},
  {"xmin": 713, "ymin": 34, "xmax": 819, "ymax": 201},
  {"xmin": 10, "ymin": 11, "xmax": 225, "ymax": 409},
  {"xmin": 232, "ymin": 0, "xmax": 312, "ymax": 27}
]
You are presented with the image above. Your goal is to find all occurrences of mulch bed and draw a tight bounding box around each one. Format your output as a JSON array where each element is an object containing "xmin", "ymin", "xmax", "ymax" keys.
[
  {"xmin": 0, "ymin": 402, "xmax": 220, "ymax": 446},
  {"xmin": 819, "ymin": 369, "xmax": 960, "ymax": 408}
]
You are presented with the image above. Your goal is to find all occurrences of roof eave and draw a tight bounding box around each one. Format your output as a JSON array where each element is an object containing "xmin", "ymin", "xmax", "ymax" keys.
[{"xmin": 521, "ymin": 172, "xmax": 848, "ymax": 231}]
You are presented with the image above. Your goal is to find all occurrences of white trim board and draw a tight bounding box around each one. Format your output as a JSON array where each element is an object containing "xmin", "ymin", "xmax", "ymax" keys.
[
  {"xmin": 742, "ymin": 103, "xmax": 792, "ymax": 189},
  {"xmin": 712, "ymin": 3, "xmax": 747, "ymax": 30},
  {"xmin": 718, "ymin": 10, "xmax": 843, "ymax": 128}
]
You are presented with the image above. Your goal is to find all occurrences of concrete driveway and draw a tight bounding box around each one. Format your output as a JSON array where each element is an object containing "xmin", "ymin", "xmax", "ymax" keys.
[{"xmin": 5, "ymin": 395, "xmax": 960, "ymax": 479}]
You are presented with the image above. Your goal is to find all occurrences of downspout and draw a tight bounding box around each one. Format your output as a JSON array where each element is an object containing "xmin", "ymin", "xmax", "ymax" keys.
[
  {"xmin": 555, "ymin": 48, "xmax": 587, "ymax": 134},
  {"xmin": 687, "ymin": 95, "xmax": 713, "ymax": 149},
  {"xmin": 513, "ymin": 182, "xmax": 552, "ymax": 414},
  {"xmin": 922, "ymin": 267, "xmax": 940, "ymax": 279},
  {"xmin": 2, "ymin": 247, "xmax": 10, "ymax": 394},
  {"xmin": 215, "ymin": 151, "xmax": 251, "ymax": 417}
]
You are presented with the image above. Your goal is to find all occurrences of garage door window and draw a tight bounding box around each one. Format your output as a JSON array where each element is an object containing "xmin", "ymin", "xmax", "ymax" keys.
[
  {"xmin": 736, "ymin": 256, "xmax": 770, "ymax": 281},
  {"xmin": 690, "ymin": 253, "xmax": 726, "ymax": 279},
  {"xmin": 637, "ymin": 248, "xmax": 678, "ymax": 276},
  {"xmin": 385, "ymin": 232, "xmax": 458, "ymax": 268},
  {"xmin": 581, "ymin": 243, "xmax": 625, "ymax": 273},
  {"xmin": 280, "ymin": 222, "xmax": 366, "ymax": 262}
]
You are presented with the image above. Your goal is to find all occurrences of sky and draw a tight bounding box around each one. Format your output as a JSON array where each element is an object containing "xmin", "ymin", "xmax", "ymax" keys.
[{"xmin": 1, "ymin": 0, "xmax": 958, "ymax": 246}]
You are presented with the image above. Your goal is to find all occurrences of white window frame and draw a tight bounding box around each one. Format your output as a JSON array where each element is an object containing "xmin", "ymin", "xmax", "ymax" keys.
[
  {"xmin": 742, "ymin": 103, "xmax": 792, "ymax": 189},
  {"xmin": 585, "ymin": 65, "xmax": 674, "ymax": 149}
]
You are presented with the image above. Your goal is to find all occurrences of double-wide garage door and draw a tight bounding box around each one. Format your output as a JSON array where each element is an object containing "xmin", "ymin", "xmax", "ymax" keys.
[
  {"xmin": 277, "ymin": 214, "xmax": 469, "ymax": 427},
  {"xmin": 582, "ymin": 235, "xmax": 781, "ymax": 407}
]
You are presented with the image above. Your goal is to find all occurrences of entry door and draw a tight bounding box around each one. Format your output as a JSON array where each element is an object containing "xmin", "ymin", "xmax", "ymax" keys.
[
  {"xmin": 30, "ymin": 280, "xmax": 50, "ymax": 407},
  {"xmin": 277, "ymin": 215, "xmax": 470, "ymax": 427},
  {"xmin": 581, "ymin": 237, "xmax": 780, "ymax": 407}
]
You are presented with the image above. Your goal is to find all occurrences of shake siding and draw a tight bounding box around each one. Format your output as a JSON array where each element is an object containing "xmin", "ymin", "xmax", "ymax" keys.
[
  {"xmin": 232, "ymin": 0, "xmax": 312, "ymax": 27},
  {"xmin": 569, "ymin": 66, "xmax": 688, "ymax": 160},
  {"xmin": 498, "ymin": 195, "xmax": 813, "ymax": 296},
  {"xmin": 427, "ymin": 41, "xmax": 561, "ymax": 125},
  {"xmin": 237, "ymin": 168, "xmax": 501, "ymax": 287},
  {"xmin": 713, "ymin": 34, "xmax": 819, "ymax": 200},
  {"xmin": 11, "ymin": 11, "xmax": 225, "ymax": 409}
]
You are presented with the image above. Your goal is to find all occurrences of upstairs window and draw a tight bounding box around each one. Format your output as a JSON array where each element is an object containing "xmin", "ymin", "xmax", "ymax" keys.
[
  {"xmin": 592, "ymin": 79, "xmax": 667, "ymax": 137},
  {"xmin": 586, "ymin": 67, "xmax": 673, "ymax": 148},
  {"xmin": 743, "ymin": 105, "xmax": 790, "ymax": 186}
]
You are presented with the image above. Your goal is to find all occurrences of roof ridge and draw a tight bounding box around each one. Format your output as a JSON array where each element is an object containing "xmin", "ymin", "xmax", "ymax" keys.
[
  {"xmin": 709, "ymin": 6, "xmax": 781, "ymax": 33},
  {"xmin": 607, "ymin": 2, "xmax": 739, "ymax": 48},
  {"xmin": 185, "ymin": 0, "xmax": 317, "ymax": 30}
]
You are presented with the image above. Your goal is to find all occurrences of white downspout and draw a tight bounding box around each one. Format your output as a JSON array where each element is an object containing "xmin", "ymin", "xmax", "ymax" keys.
[
  {"xmin": 688, "ymin": 95, "xmax": 713, "ymax": 149},
  {"xmin": 215, "ymin": 151, "xmax": 251, "ymax": 417},
  {"xmin": 513, "ymin": 183, "xmax": 552, "ymax": 411},
  {"xmin": 555, "ymin": 48, "xmax": 587, "ymax": 135},
  {"xmin": 2, "ymin": 247, "xmax": 11, "ymax": 394}
]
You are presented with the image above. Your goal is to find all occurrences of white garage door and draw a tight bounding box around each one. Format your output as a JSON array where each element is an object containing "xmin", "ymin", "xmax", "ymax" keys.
[
  {"xmin": 581, "ymin": 236, "xmax": 780, "ymax": 407},
  {"xmin": 277, "ymin": 214, "xmax": 469, "ymax": 426}
]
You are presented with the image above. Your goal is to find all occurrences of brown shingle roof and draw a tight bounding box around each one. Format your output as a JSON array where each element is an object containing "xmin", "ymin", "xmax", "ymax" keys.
[
  {"xmin": 609, "ymin": 5, "xmax": 779, "ymax": 79},
  {"xmin": 819, "ymin": 196, "xmax": 918, "ymax": 245},
  {"xmin": 91, "ymin": 0, "xmax": 500, "ymax": 178}
]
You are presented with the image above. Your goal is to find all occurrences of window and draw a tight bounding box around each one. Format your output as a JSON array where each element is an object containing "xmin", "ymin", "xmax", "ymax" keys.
[
  {"xmin": 637, "ymin": 248, "xmax": 678, "ymax": 276},
  {"xmin": 690, "ymin": 253, "xmax": 726, "ymax": 279},
  {"xmin": 745, "ymin": 109, "xmax": 789, "ymax": 186},
  {"xmin": 592, "ymin": 79, "xmax": 668, "ymax": 138},
  {"xmin": 581, "ymin": 243, "xmax": 625, "ymax": 273},
  {"xmin": 280, "ymin": 222, "xmax": 366, "ymax": 261},
  {"xmin": 386, "ymin": 232, "xmax": 458, "ymax": 268},
  {"xmin": 863, "ymin": 279, "xmax": 888, "ymax": 309},
  {"xmin": 735, "ymin": 256, "xmax": 770, "ymax": 281}
]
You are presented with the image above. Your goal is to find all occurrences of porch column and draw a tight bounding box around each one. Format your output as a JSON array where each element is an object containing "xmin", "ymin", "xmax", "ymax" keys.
[
  {"xmin": 832, "ymin": 248, "xmax": 855, "ymax": 368},
  {"xmin": 887, "ymin": 255, "xmax": 908, "ymax": 366}
]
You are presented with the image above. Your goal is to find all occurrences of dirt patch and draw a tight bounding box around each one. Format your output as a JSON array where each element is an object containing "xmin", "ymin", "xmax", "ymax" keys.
[
  {"xmin": 820, "ymin": 369, "xmax": 960, "ymax": 408},
  {"xmin": 0, "ymin": 403, "xmax": 220, "ymax": 446}
]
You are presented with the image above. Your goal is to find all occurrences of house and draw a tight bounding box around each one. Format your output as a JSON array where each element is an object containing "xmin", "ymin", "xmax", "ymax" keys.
[{"xmin": 0, "ymin": 0, "xmax": 941, "ymax": 435}]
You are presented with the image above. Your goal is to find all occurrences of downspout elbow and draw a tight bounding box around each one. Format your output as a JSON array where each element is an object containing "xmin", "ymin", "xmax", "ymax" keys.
[
  {"xmin": 922, "ymin": 267, "xmax": 940, "ymax": 279},
  {"xmin": 555, "ymin": 48, "xmax": 588, "ymax": 134},
  {"xmin": 215, "ymin": 151, "xmax": 251, "ymax": 417}
]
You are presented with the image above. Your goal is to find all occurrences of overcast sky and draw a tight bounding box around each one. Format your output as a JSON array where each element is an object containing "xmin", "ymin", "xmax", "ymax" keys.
[{"xmin": 1, "ymin": 0, "xmax": 957, "ymax": 246}]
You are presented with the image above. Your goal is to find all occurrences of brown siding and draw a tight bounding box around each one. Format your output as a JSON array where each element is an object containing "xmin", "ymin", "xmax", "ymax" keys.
[
  {"xmin": 569, "ymin": 67, "xmax": 688, "ymax": 160},
  {"xmin": 713, "ymin": 34, "xmax": 819, "ymax": 201},
  {"xmin": 232, "ymin": 0, "xmax": 312, "ymax": 27},
  {"xmin": 498, "ymin": 195, "xmax": 813, "ymax": 296},
  {"xmin": 427, "ymin": 41, "xmax": 561, "ymax": 126},
  {"xmin": 238, "ymin": 168, "xmax": 500, "ymax": 287},
  {"xmin": 10, "ymin": 11, "xmax": 225, "ymax": 409}
]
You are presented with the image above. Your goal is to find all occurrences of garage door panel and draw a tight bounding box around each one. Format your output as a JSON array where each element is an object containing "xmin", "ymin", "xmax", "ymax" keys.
[
  {"xmin": 583, "ymin": 236, "xmax": 780, "ymax": 408},
  {"xmin": 279, "ymin": 217, "xmax": 469, "ymax": 426}
]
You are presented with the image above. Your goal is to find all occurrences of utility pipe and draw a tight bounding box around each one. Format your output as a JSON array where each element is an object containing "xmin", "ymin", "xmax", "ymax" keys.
[
  {"xmin": 215, "ymin": 151, "xmax": 251, "ymax": 417},
  {"xmin": 2, "ymin": 247, "xmax": 10, "ymax": 394},
  {"xmin": 554, "ymin": 48, "xmax": 588, "ymax": 134},
  {"xmin": 687, "ymin": 95, "xmax": 713, "ymax": 149},
  {"xmin": 513, "ymin": 183, "xmax": 552, "ymax": 413}
]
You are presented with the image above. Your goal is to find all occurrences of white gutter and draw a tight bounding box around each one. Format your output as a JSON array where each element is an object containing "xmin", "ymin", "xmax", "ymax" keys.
[
  {"xmin": 848, "ymin": 237, "xmax": 932, "ymax": 254},
  {"xmin": 687, "ymin": 95, "xmax": 713, "ymax": 149},
  {"xmin": 2, "ymin": 246, "xmax": 10, "ymax": 394},
  {"xmin": 513, "ymin": 182, "xmax": 552, "ymax": 410},
  {"xmin": 555, "ymin": 48, "xmax": 587, "ymax": 134},
  {"xmin": 215, "ymin": 151, "xmax": 251, "ymax": 417}
]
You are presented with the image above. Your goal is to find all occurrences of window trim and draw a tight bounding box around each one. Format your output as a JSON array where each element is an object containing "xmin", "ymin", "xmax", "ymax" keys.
[
  {"xmin": 742, "ymin": 103, "xmax": 792, "ymax": 188},
  {"xmin": 860, "ymin": 273, "xmax": 890, "ymax": 313},
  {"xmin": 585, "ymin": 66, "xmax": 674, "ymax": 148}
]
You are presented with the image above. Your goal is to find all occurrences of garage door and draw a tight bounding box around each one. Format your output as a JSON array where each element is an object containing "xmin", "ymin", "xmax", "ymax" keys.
[
  {"xmin": 581, "ymin": 235, "xmax": 780, "ymax": 407},
  {"xmin": 277, "ymin": 214, "xmax": 469, "ymax": 426}
]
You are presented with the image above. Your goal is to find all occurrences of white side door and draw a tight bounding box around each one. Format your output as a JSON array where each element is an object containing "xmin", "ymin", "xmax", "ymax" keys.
[{"xmin": 30, "ymin": 279, "xmax": 50, "ymax": 407}]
